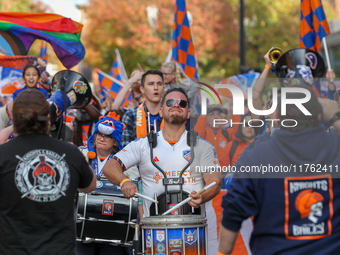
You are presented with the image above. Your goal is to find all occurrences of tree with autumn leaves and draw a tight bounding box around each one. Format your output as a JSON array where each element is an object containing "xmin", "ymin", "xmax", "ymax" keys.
[
  {"xmin": 1, "ymin": 0, "xmax": 337, "ymax": 78},
  {"xmin": 82, "ymin": 0, "xmax": 239, "ymax": 78},
  {"xmin": 0, "ymin": 0, "xmax": 51, "ymax": 13},
  {"xmin": 82, "ymin": 0, "xmax": 336, "ymax": 78}
]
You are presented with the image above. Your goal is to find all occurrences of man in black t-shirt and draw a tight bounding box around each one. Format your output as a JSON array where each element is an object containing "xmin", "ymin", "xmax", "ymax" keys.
[{"xmin": 0, "ymin": 89, "xmax": 96, "ymax": 255}]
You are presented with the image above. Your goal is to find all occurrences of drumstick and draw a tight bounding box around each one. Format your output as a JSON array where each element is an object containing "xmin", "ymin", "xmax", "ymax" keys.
[
  {"xmin": 162, "ymin": 182, "xmax": 217, "ymax": 216},
  {"xmin": 135, "ymin": 192, "xmax": 159, "ymax": 204}
]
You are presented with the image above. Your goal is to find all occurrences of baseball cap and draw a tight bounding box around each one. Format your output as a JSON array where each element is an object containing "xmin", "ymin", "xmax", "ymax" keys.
[
  {"xmin": 207, "ymin": 105, "xmax": 222, "ymax": 114},
  {"xmin": 13, "ymin": 89, "xmax": 50, "ymax": 121},
  {"xmin": 221, "ymin": 108, "xmax": 228, "ymax": 115}
]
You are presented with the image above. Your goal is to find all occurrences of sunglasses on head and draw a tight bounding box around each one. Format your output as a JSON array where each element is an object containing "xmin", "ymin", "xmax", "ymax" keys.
[{"xmin": 165, "ymin": 99, "xmax": 188, "ymax": 108}]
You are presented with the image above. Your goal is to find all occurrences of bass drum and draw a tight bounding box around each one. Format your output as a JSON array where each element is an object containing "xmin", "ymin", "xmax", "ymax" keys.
[{"xmin": 76, "ymin": 178, "xmax": 138, "ymax": 246}]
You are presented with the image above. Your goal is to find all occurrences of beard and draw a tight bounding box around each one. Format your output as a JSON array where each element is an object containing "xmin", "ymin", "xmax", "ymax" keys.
[{"xmin": 164, "ymin": 114, "xmax": 187, "ymax": 125}]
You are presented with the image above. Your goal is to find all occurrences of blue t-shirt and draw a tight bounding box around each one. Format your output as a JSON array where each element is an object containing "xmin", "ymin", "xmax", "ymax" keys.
[
  {"xmin": 13, "ymin": 86, "xmax": 49, "ymax": 101},
  {"xmin": 149, "ymin": 114, "xmax": 161, "ymax": 132}
]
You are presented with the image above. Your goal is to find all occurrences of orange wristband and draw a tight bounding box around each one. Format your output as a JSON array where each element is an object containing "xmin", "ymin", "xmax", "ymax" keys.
[
  {"xmin": 218, "ymin": 251, "xmax": 229, "ymax": 255},
  {"xmin": 265, "ymin": 64, "xmax": 271, "ymax": 70},
  {"xmin": 120, "ymin": 178, "xmax": 131, "ymax": 187}
]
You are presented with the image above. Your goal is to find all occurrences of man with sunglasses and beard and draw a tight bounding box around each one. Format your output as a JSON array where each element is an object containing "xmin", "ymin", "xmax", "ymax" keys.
[{"xmin": 103, "ymin": 87, "xmax": 222, "ymax": 254}]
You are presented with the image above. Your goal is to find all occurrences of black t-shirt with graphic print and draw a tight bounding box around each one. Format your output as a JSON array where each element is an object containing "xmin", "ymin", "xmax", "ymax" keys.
[{"xmin": 0, "ymin": 133, "xmax": 93, "ymax": 255}]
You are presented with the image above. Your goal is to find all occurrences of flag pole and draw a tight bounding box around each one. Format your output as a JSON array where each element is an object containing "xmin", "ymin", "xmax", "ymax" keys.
[
  {"xmin": 165, "ymin": 48, "xmax": 172, "ymax": 63},
  {"xmin": 322, "ymin": 37, "xmax": 333, "ymax": 82},
  {"xmin": 114, "ymin": 48, "xmax": 128, "ymax": 82},
  {"xmin": 96, "ymin": 69, "xmax": 125, "ymax": 87},
  {"xmin": 322, "ymin": 37, "xmax": 331, "ymax": 70}
]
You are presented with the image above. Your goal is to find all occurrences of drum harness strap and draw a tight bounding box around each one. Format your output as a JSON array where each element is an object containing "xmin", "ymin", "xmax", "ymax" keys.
[{"xmin": 147, "ymin": 129, "xmax": 197, "ymax": 214}]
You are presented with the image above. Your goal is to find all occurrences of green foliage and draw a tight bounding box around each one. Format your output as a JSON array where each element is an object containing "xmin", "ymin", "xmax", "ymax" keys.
[
  {"xmin": 0, "ymin": 0, "xmax": 31, "ymax": 12},
  {"xmin": 24, "ymin": 0, "xmax": 335, "ymax": 80}
]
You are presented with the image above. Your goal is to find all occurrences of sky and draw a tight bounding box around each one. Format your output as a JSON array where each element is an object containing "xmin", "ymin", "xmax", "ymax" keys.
[{"xmin": 41, "ymin": 0, "xmax": 87, "ymax": 22}]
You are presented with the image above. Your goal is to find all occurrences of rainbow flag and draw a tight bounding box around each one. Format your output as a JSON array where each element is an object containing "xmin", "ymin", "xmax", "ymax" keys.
[
  {"xmin": 97, "ymin": 69, "xmax": 132, "ymax": 108},
  {"xmin": 171, "ymin": 0, "xmax": 199, "ymax": 80},
  {"xmin": 39, "ymin": 40, "xmax": 47, "ymax": 62},
  {"xmin": 109, "ymin": 49, "xmax": 128, "ymax": 83},
  {"xmin": 0, "ymin": 12, "xmax": 85, "ymax": 69},
  {"xmin": 300, "ymin": 0, "xmax": 330, "ymax": 52}
]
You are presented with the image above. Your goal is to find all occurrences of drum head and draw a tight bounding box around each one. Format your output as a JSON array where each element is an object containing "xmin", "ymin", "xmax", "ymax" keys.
[{"xmin": 141, "ymin": 215, "xmax": 207, "ymax": 227}]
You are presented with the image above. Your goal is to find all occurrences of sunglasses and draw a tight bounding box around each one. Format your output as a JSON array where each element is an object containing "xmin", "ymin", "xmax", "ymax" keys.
[{"xmin": 165, "ymin": 99, "xmax": 188, "ymax": 108}]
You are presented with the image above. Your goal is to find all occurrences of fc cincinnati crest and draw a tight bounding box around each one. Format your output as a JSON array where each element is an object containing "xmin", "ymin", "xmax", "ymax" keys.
[
  {"xmin": 15, "ymin": 150, "xmax": 70, "ymax": 202},
  {"xmin": 183, "ymin": 150, "xmax": 191, "ymax": 162}
]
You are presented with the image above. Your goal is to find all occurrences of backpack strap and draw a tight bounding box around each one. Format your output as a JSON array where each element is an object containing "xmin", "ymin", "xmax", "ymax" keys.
[
  {"xmin": 229, "ymin": 140, "xmax": 239, "ymax": 164},
  {"xmin": 221, "ymin": 128, "xmax": 230, "ymax": 142}
]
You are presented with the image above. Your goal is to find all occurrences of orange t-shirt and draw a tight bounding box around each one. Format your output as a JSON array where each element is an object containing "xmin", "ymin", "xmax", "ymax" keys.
[
  {"xmin": 194, "ymin": 115, "xmax": 238, "ymax": 167},
  {"xmin": 220, "ymin": 136, "xmax": 250, "ymax": 167}
]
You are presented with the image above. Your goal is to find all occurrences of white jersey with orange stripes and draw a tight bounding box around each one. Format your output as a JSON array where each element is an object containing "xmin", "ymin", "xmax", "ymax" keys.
[{"xmin": 114, "ymin": 129, "xmax": 219, "ymax": 218}]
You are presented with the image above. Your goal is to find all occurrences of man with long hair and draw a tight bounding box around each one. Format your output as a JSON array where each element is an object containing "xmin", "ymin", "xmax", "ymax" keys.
[{"xmin": 0, "ymin": 89, "xmax": 96, "ymax": 254}]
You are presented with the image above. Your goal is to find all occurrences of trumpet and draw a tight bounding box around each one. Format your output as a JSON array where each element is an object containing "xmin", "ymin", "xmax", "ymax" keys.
[{"xmin": 269, "ymin": 47, "xmax": 283, "ymax": 64}]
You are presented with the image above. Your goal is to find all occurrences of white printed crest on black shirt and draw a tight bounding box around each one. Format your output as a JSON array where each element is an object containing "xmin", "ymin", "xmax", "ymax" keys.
[{"xmin": 15, "ymin": 149, "xmax": 70, "ymax": 202}]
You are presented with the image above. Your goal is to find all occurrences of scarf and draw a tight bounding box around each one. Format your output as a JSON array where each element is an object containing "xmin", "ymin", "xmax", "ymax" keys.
[{"xmin": 136, "ymin": 102, "xmax": 164, "ymax": 139}]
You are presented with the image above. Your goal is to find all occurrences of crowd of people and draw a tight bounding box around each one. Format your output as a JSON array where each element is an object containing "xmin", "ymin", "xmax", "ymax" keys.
[{"xmin": 0, "ymin": 46, "xmax": 340, "ymax": 255}]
